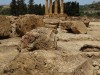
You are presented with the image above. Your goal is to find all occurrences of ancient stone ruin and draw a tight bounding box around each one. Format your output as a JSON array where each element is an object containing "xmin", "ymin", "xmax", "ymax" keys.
[
  {"xmin": 45, "ymin": 0, "xmax": 64, "ymax": 15},
  {"xmin": 0, "ymin": 12, "xmax": 99, "ymax": 75}
]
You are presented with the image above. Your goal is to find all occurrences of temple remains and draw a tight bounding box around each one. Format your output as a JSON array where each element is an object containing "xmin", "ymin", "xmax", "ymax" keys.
[{"xmin": 45, "ymin": 0, "xmax": 64, "ymax": 15}]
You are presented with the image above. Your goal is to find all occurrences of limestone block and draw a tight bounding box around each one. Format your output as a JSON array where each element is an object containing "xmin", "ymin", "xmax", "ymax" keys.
[
  {"xmin": 43, "ymin": 19, "xmax": 59, "ymax": 25},
  {"xmin": 59, "ymin": 21, "xmax": 72, "ymax": 30},
  {"xmin": 20, "ymin": 27, "xmax": 56, "ymax": 51},
  {"xmin": 71, "ymin": 21, "xmax": 87, "ymax": 34}
]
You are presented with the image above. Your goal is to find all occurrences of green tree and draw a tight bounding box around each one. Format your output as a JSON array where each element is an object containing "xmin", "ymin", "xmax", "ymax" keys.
[
  {"xmin": 38, "ymin": 4, "xmax": 42, "ymax": 15},
  {"xmin": 28, "ymin": 0, "xmax": 34, "ymax": 14},
  {"xmin": 33, "ymin": 4, "xmax": 38, "ymax": 15},
  {"xmin": 0, "ymin": 6, "xmax": 11, "ymax": 15},
  {"xmin": 33, "ymin": 4, "xmax": 45, "ymax": 15},
  {"xmin": 10, "ymin": 0, "xmax": 17, "ymax": 16},
  {"xmin": 64, "ymin": 1, "xmax": 79, "ymax": 16},
  {"xmin": 41, "ymin": 5, "xmax": 45, "ymax": 15},
  {"xmin": 17, "ymin": 0, "xmax": 27, "ymax": 15}
]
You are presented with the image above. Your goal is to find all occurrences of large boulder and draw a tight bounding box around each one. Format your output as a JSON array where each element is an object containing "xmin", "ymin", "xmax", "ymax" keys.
[
  {"xmin": 0, "ymin": 16, "xmax": 12, "ymax": 38},
  {"xmin": 71, "ymin": 21, "xmax": 87, "ymax": 34},
  {"xmin": 7, "ymin": 16, "xmax": 19, "ymax": 37},
  {"xmin": 0, "ymin": 45, "xmax": 19, "ymax": 73},
  {"xmin": 0, "ymin": 37, "xmax": 20, "ymax": 73},
  {"xmin": 59, "ymin": 21, "xmax": 87, "ymax": 34},
  {"xmin": 1, "ymin": 50, "xmax": 93, "ymax": 75},
  {"xmin": 20, "ymin": 27, "xmax": 56, "ymax": 51},
  {"xmin": 16, "ymin": 14, "xmax": 44, "ymax": 36}
]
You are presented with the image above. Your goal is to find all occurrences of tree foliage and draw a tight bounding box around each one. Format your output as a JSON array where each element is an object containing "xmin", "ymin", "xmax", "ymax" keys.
[
  {"xmin": 28, "ymin": 0, "xmax": 34, "ymax": 14},
  {"xmin": 16, "ymin": 0, "xmax": 27, "ymax": 15},
  {"xmin": 64, "ymin": 1, "xmax": 80, "ymax": 16},
  {"xmin": 80, "ymin": 1, "xmax": 100, "ymax": 17},
  {"xmin": 10, "ymin": 0, "xmax": 27, "ymax": 16},
  {"xmin": 10, "ymin": 0, "xmax": 45, "ymax": 15},
  {"xmin": 10, "ymin": 0, "xmax": 17, "ymax": 16}
]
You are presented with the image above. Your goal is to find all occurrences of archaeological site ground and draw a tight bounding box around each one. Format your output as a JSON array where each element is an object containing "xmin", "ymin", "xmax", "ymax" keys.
[{"xmin": 0, "ymin": 0, "xmax": 100, "ymax": 75}]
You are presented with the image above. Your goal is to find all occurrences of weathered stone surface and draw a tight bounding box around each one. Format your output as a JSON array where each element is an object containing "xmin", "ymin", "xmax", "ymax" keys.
[
  {"xmin": 0, "ymin": 15, "xmax": 100, "ymax": 75},
  {"xmin": 16, "ymin": 14, "xmax": 44, "ymax": 36},
  {"xmin": 59, "ymin": 21, "xmax": 72, "ymax": 30},
  {"xmin": 7, "ymin": 16, "xmax": 19, "ymax": 37},
  {"xmin": 97, "ymin": 70, "xmax": 100, "ymax": 75},
  {"xmin": 0, "ymin": 16, "xmax": 12, "ymax": 38},
  {"xmin": 93, "ymin": 61, "xmax": 100, "ymax": 67},
  {"xmin": 59, "ymin": 17, "xmax": 66, "ymax": 21},
  {"xmin": 20, "ymin": 27, "xmax": 56, "ymax": 51},
  {"xmin": 44, "ymin": 19, "xmax": 59, "ymax": 29},
  {"xmin": 81, "ymin": 17, "xmax": 90, "ymax": 27},
  {"xmin": 71, "ymin": 21, "xmax": 87, "ymax": 34},
  {"xmin": 59, "ymin": 21, "xmax": 88, "ymax": 34},
  {"xmin": 83, "ymin": 20, "xmax": 90, "ymax": 27},
  {"xmin": 1, "ymin": 50, "xmax": 93, "ymax": 75},
  {"xmin": 43, "ymin": 19, "xmax": 59, "ymax": 25},
  {"xmin": 0, "ymin": 37, "xmax": 21, "ymax": 73},
  {"xmin": 80, "ymin": 44, "xmax": 100, "ymax": 52}
]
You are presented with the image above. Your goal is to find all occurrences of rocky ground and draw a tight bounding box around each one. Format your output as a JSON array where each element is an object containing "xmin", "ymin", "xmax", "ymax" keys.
[{"xmin": 0, "ymin": 15, "xmax": 99, "ymax": 75}]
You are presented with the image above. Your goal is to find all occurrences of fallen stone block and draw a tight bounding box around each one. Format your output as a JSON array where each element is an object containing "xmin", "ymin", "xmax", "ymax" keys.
[
  {"xmin": 1, "ymin": 50, "xmax": 93, "ymax": 75},
  {"xmin": 20, "ymin": 27, "xmax": 56, "ymax": 51},
  {"xmin": 71, "ymin": 21, "xmax": 87, "ymax": 34}
]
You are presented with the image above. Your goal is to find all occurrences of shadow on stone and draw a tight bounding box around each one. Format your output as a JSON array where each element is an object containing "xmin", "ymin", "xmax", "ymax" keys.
[{"xmin": 80, "ymin": 44, "xmax": 100, "ymax": 52}]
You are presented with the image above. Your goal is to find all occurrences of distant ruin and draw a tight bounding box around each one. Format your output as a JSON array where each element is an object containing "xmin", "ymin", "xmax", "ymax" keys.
[{"xmin": 45, "ymin": 0, "xmax": 64, "ymax": 15}]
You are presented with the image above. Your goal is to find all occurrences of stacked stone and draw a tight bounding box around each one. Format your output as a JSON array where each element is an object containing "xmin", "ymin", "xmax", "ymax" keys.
[{"xmin": 43, "ymin": 19, "xmax": 59, "ymax": 29}]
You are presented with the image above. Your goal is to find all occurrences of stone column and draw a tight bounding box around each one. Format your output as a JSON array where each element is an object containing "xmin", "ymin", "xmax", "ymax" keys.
[
  {"xmin": 45, "ymin": 0, "xmax": 49, "ymax": 15},
  {"xmin": 54, "ymin": 0, "xmax": 58, "ymax": 14},
  {"xmin": 50, "ymin": 0, "xmax": 52, "ymax": 14},
  {"xmin": 60, "ymin": 0, "xmax": 64, "ymax": 14}
]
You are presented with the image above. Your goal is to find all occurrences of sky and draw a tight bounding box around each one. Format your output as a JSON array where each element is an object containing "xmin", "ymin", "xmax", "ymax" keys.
[{"xmin": 0, "ymin": 0, "xmax": 100, "ymax": 5}]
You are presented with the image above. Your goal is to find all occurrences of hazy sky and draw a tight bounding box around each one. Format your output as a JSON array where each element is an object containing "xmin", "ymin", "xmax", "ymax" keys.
[{"xmin": 0, "ymin": 0, "xmax": 99, "ymax": 5}]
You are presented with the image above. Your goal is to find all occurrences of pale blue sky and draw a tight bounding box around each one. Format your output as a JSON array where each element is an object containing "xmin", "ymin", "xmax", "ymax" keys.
[{"xmin": 0, "ymin": 0, "xmax": 99, "ymax": 5}]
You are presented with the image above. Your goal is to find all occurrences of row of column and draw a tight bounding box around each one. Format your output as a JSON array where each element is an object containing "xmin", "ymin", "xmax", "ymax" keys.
[{"xmin": 45, "ymin": 0, "xmax": 64, "ymax": 15}]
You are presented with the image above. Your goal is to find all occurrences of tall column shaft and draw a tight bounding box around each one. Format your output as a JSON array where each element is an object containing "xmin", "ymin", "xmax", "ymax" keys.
[
  {"xmin": 60, "ymin": 0, "xmax": 64, "ymax": 14},
  {"xmin": 50, "ymin": 0, "xmax": 52, "ymax": 14},
  {"xmin": 54, "ymin": 0, "xmax": 58, "ymax": 14},
  {"xmin": 45, "ymin": 0, "xmax": 48, "ymax": 15}
]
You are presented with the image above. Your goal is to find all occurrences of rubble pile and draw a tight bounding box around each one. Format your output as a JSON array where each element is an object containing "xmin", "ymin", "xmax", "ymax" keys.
[{"xmin": 0, "ymin": 15, "xmax": 99, "ymax": 75}]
